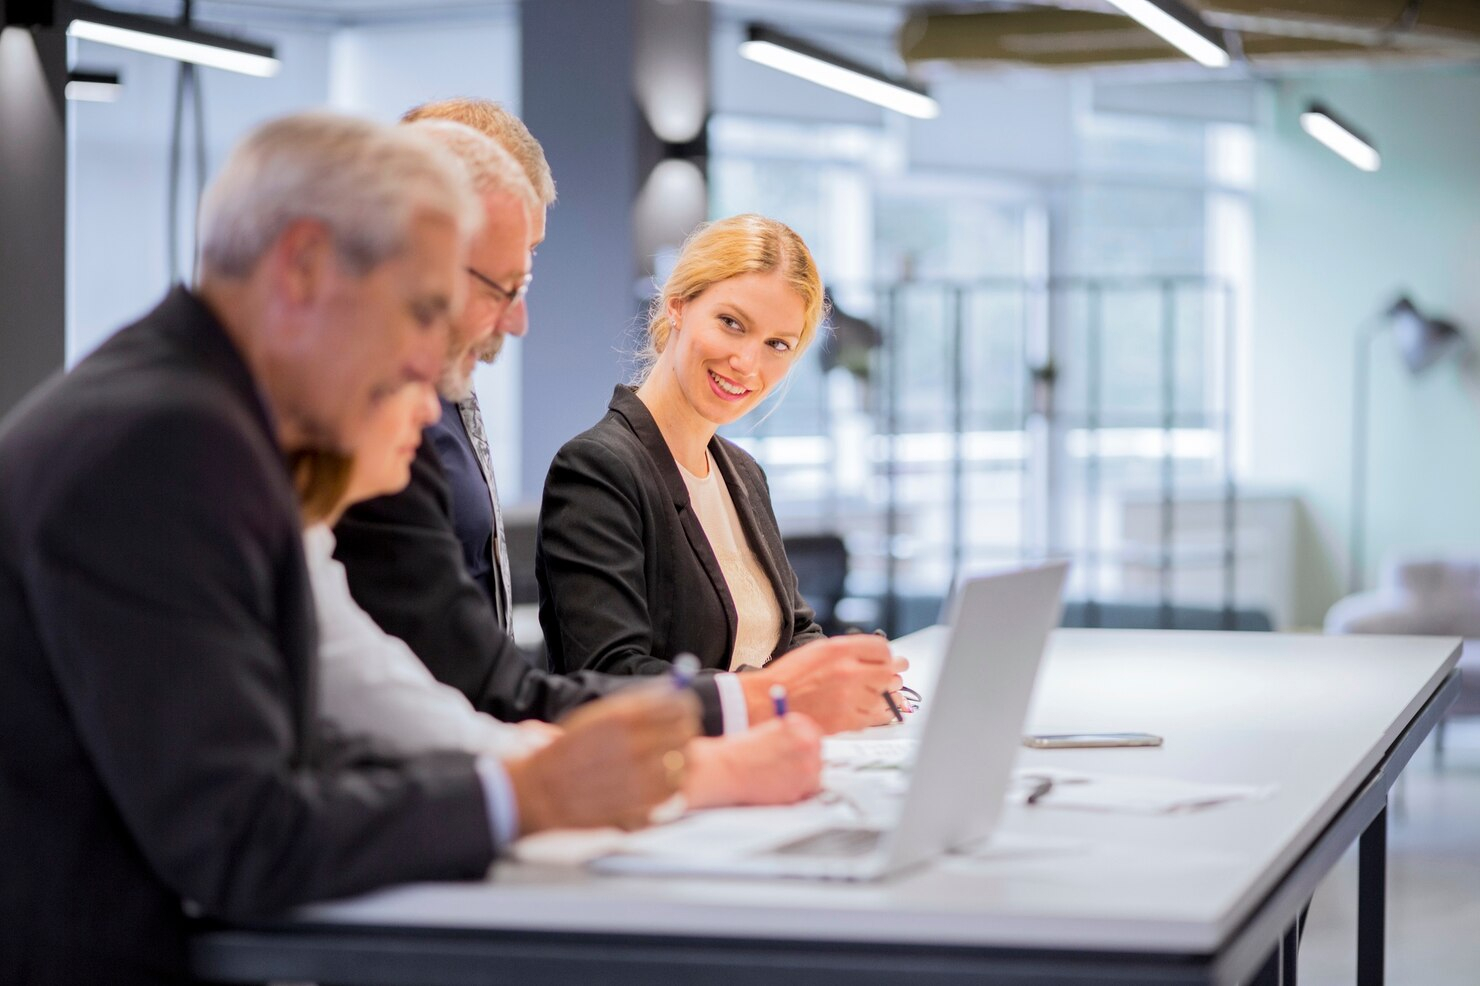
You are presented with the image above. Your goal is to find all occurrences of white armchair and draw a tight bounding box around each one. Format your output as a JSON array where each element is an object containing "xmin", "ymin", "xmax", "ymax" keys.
[{"xmin": 1326, "ymin": 559, "xmax": 1480, "ymax": 765}]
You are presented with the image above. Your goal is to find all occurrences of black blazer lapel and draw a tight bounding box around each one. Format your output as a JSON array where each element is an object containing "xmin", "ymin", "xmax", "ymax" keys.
[{"xmin": 607, "ymin": 387, "xmax": 738, "ymax": 664}]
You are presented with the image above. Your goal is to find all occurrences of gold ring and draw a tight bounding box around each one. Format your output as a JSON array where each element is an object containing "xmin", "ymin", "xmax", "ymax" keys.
[{"xmin": 662, "ymin": 748, "xmax": 687, "ymax": 788}]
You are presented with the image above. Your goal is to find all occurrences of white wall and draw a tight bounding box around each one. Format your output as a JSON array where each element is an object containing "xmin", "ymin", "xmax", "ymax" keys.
[
  {"xmin": 67, "ymin": 11, "xmax": 527, "ymax": 496},
  {"xmin": 328, "ymin": 16, "xmax": 518, "ymax": 123},
  {"xmin": 1249, "ymin": 67, "xmax": 1480, "ymax": 626},
  {"xmin": 68, "ymin": 25, "xmax": 333, "ymax": 362},
  {"xmin": 909, "ymin": 72, "xmax": 1079, "ymax": 180},
  {"xmin": 329, "ymin": 15, "xmax": 523, "ymax": 495}
]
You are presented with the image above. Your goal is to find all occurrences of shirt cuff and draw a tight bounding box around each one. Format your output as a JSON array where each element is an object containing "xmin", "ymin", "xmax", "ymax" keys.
[
  {"xmin": 474, "ymin": 755, "xmax": 520, "ymax": 850},
  {"xmin": 714, "ymin": 672, "xmax": 750, "ymax": 734}
]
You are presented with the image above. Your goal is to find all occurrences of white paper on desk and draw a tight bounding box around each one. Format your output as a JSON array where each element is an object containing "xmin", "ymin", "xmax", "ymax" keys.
[
  {"xmin": 516, "ymin": 781, "xmax": 903, "ymax": 867},
  {"xmin": 1010, "ymin": 769, "xmax": 1276, "ymax": 814},
  {"xmin": 510, "ymin": 808, "xmax": 837, "ymax": 866},
  {"xmin": 822, "ymin": 736, "xmax": 917, "ymax": 771},
  {"xmin": 611, "ymin": 802, "xmax": 854, "ymax": 860},
  {"xmin": 511, "ymin": 828, "xmax": 631, "ymax": 865}
]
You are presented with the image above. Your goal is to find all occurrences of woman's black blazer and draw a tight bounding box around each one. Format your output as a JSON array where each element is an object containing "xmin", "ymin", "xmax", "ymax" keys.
[{"xmin": 537, "ymin": 385, "xmax": 826, "ymax": 676}]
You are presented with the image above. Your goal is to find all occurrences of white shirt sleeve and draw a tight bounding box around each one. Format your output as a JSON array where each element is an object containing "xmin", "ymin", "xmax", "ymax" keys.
[
  {"xmin": 304, "ymin": 525, "xmax": 546, "ymax": 761},
  {"xmin": 475, "ymin": 756, "xmax": 522, "ymax": 849},
  {"xmin": 713, "ymin": 672, "xmax": 750, "ymax": 733}
]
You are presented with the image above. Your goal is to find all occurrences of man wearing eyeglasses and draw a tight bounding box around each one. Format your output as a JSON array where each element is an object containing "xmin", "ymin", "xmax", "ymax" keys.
[
  {"xmin": 332, "ymin": 105, "xmax": 715, "ymax": 728},
  {"xmin": 432, "ymin": 231, "xmax": 533, "ymax": 627}
]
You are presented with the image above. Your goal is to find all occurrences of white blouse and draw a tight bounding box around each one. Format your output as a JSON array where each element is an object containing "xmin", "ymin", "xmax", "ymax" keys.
[
  {"xmin": 304, "ymin": 524, "xmax": 546, "ymax": 760},
  {"xmin": 677, "ymin": 451, "xmax": 782, "ymax": 671}
]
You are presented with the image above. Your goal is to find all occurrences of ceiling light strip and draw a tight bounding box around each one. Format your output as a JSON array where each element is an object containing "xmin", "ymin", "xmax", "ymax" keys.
[
  {"xmin": 1300, "ymin": 104, "xmax": 1380, "ymax": 171},
  {"xmin": 740, "ymin": 25, "xmax": 939, "ymax": 120},
  {"xmin": 65, "ymin": 69, "xmax": 122, "ymax": 102},
  {"xmin": 1104, "ymin": 0, "xmax": 1231, "ymax": 68},
  {"xmin": 66, "ymin": 3, "xmax": 279, "ymax": 78}
]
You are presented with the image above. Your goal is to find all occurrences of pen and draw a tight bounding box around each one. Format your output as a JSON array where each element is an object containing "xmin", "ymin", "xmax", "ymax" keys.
[
  {"xmin": 883, "ymin": 690, "xmax": 904, "ymax": 723},
  {"xmin": 1026, "ymin": 776, "xmax": 1054, "ymax": 806},
  {"xmin": 671, "ymin": 652, "xmax": 700, "ymax": 691},
  {"xmin": 850, "ymin": 627, "xmax": 905, "ymax": 722},
  {"xmin": 770, "ymin": 684, "xmax": 788, "ymax": 718}
]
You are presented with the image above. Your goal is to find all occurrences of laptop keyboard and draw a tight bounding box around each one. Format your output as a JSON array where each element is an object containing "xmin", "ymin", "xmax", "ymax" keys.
[{"xmin": 770, "ymin": 827, "xmax": 883, "ymax": 857}]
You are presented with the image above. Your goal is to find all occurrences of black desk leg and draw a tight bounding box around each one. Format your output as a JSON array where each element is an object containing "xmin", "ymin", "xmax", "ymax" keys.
[
  {"xmin": 1248, "ymin": 920, "xmax": 1301, "ymax": 986},
  {"xmin": 1357, "ymin": 802, "xmax": 1387, "ymax": 986},
  {"xmin": 1281, "ymin": 921, "xmax": 1299, "ymax": 985}
]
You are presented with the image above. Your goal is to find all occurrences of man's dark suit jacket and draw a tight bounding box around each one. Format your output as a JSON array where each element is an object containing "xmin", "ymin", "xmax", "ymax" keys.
[
  {"xmin": 428, "ymin": 397, "xmax": 501, "ymax": 615},
  {"xmin": 333, "ymin": 417, "xmax": 729, "ymax": 734},
  {"xmin": 536, "ymin": 385, "xmax": 825, "ymax": 676},
  {"xmin": 0, "ymin": 288, "xmax": 494, "ymax": 986}
]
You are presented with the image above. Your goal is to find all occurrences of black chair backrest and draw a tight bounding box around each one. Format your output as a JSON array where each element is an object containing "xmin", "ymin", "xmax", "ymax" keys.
[
  {"xmin": 783, "ymin": 534, "xmax": 849, "ymax": 634},
  {"xmin": 501, "ymin": 507, "xmax": 540, "ymax": 607}
]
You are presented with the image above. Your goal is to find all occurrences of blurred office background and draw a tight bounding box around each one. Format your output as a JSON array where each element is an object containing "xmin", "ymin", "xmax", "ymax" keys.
[
  {"xmin": 7, "ymin": 0, "xmax": 1471, "ymax": 642},
  {"xmin": 3, "ymin": 4, "xmax": 1480, "ymax": 978}
]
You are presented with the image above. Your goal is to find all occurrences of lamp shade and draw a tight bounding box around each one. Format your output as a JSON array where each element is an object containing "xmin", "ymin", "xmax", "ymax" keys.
[{"xmin": 1386, "ymin": 297, "xmax": 1464, "ymax": 374}]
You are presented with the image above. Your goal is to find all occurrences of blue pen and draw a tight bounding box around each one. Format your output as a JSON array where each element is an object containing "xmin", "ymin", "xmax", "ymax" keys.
[
  {"xmin": 770, "ymin": 684, "xmax": 788, "ymax": 718},
  {"xmin": 671, "ymin": 653, "xmax": 700, "ymax": 690}
]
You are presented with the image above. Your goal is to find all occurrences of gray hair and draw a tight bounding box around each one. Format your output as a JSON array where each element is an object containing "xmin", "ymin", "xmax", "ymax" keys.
[
  {"xmin": 403, "ymin": 119, "xmax": 539, "ymax": 217},
  {"xmin": 198, "ymin": 111, "xmax": 483, "ymax": 279}
]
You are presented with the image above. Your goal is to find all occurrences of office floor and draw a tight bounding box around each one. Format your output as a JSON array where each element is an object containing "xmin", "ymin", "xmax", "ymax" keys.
[{"xmin": 1300, "ymin": 717, "xmax": 1480, "ymax": 985}]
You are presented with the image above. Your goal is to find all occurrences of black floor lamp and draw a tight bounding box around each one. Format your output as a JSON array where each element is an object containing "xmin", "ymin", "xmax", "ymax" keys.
[{"xmin": 1349, "ymin": 296, "xmax": 1466, "ymax": 593}]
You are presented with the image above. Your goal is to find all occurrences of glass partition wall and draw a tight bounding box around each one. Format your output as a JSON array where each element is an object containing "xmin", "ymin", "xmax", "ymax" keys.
[{"xmin": 711, "ymin": 112, "xmax": 1251, "ymax": 635}]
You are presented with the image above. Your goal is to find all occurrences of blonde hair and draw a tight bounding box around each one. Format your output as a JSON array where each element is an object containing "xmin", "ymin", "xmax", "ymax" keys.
[
  {"xmin": 199, "ymin": 111, "xmax": 482, "ymax": 279},
  {"xmin": 402, "ymin": 97, "xmax": 557, "ymax": 206},
  {"xmin": 290, "ymin": 449, "xmax": 355, "ymax": 527},
  {"xmin": 639, "ymin": 214, "xmax": 825, "ymax": 382}
]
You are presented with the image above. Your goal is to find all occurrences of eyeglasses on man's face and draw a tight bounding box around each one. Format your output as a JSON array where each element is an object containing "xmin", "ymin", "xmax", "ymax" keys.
[{"xmin": 466, "ymin": 266, "xmax": 533, "ymax": 310}]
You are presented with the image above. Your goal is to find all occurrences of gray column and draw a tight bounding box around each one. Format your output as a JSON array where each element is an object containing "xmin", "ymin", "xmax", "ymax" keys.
[
  {"xmin": 0, "ymin": 23, "xmax": 67, "ymax": 418},
  {"xmin": 517, "ymin": 0, "xmax": 709, "ymax": 501},
  {"xmin": 519, "ymin": 0, "xmax": 645, "ymax": 501}
]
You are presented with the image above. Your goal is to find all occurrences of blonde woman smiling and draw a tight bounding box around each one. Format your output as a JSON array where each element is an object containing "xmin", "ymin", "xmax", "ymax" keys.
[{"xmin": 537, "ymin": 215, "xmax": 904, "ymax": 732}]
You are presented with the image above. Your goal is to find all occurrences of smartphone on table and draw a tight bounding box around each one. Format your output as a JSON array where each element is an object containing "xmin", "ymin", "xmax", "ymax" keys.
[{"xmin": 1022, "ymin": 732, "xmax": 1163, "ymax": 749}]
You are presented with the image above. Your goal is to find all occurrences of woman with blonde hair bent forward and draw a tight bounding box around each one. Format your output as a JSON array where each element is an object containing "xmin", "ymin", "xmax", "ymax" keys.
[{"xmin": 537, "ymin": 214, "xmax": 905, "ymax": 732}]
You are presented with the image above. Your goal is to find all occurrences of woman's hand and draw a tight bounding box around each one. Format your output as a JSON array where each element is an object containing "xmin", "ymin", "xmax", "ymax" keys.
[
  {"xmin": 504, "ymin": 686, "xmax": 700, "ymax": 834},
  {"xmin": 744, "ymin": 636, "xmax": 908, "ymax": 733},
  {"xmin": 682, "ymin": 714, "xmax": 823, "ymax": 809}
]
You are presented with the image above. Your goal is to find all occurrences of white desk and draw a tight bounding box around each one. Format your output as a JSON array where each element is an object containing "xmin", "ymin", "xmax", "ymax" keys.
[{"xmin": 190, "ymin": 629, "xmax": 1460, "ymax": 986}]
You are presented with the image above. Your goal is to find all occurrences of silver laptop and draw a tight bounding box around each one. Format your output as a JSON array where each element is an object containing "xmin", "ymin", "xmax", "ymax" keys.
[{"xmin": 592, "ymin": 561, "xmax": 1069, "ymax": 881}]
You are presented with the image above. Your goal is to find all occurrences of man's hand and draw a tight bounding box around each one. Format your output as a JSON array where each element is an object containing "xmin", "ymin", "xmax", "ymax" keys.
[
  {"xmin": 682, "ymin": 714, "xmax": 823, "ymax": 809},
  {"xmin": 503, "ymin": 687, "xmax": 699, "ymax": 835},
  {"xmin": 743, "ymin": 636, "xmax": 908, "ymax": 734}
]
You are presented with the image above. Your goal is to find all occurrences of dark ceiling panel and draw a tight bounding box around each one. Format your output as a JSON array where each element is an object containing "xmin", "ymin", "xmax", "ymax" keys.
[{"xmin": 899, "ymin": 3, "xmax": 1480, "ymax": 68}]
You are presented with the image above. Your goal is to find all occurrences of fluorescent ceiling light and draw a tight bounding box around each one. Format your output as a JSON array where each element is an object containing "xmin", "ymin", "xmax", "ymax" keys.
[
  {"xmin": 66, "ymin": 69, "xmax": 121, "ymax": 102},
  {"xmin": 740, "ymin": 25, "xmax": 939, "ymax": 120},
  {"xmin": 1300, "ymin": 103, "xmax": 1380, "ymax": 172},
  {"xmin": 66, "ymin": 2, "xmax": 279, "ymax": 77},
  {"xmin": 1104, "ymin": 0, "xmax": 1230, "ymax": 68}
]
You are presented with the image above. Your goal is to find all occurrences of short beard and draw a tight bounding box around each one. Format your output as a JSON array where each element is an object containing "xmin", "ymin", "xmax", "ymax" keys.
[
  {"xmin": 474, "ymin": 334, "xmax": 504, "ymax": 366},
  {"xmin": 438, "ymin": 360, "xmax": 475, "ymax": 403}
]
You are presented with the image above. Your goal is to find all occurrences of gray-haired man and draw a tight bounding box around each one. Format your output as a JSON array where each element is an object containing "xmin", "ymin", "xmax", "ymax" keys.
[{"xmin": 0, "ymin": 111, "xmax": 694, "ymax": 986}]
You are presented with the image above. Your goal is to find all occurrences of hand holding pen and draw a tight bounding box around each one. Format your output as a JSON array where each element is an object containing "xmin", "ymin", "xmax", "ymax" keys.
[
  {"xmin": 847, "ymin": 627, "xmax": 912, "ymax": 724},
  {"xmin": 742, "ymin": 634, "xmax": 906, "ymax": 734}
]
